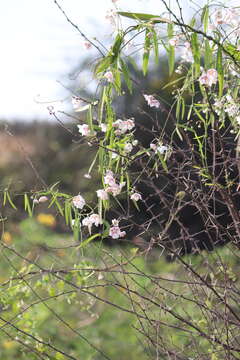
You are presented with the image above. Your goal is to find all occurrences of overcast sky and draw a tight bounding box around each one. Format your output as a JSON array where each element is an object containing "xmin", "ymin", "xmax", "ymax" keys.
[{"xmin": 0, "ymin": 0, "xmax": 201, "ymax": 121}]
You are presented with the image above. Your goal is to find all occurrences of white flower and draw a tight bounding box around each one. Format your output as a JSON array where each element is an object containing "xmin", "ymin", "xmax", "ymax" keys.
[
  {"xmin": 181, "ymin": 42, "xmax": 193, "ymax": 63},
  {"xmin": 104, "ymin": 71, "xmax": 114, "ymax": 83},
  {"xmin": 111, "ymin": 151, "xmax": 119, "ymax": 159},
  {"xmin": 72, "ymin": 195, "xmax": 86, "ymax": 209},
  {"xmin": 236, "ymin": 116, "xmax": 240, "ymax": 125},
  {"xmin": 84, "ymin": 173, "xmax": 91, "ymax": 179},
  {"xmin": 89, "ymin": 213, "xmax": 102, "ymax": 227},
  {"xmin": 157, "ymin": 145, "xmax": 168, "ymax": 154},
  {"xmin": 77, "ymin": 124, "xmax": 91, "ymax": 136},
  {"xmin": 82, "ymin": 216, "xmax": 92, "ymax": 229},
  {"xmin": 124, "ymin": 143, "xmax": 133, "ymax": 153},
  {"xmin": 112, "ymin": 219, "xmax": 119, "ymax": 226},
  {"xmin": 143, "ymin": 94, "xmax": 160, "ymax": 108},
  {"xmin": 96, "ymin": 189, "xmax": 109, "ymax": 200},
  {"xmin": 169, "ymin": 37, "xmax": 179, "ymax": 47},
  {"xmin": 38, "ymin": 196, "xmax": 48, "ymax": 203},
  {"xmin": 130, "ymin": 192, "xmax": 142, "ymax": 202},
  {"xmin": 82, "ymin": 213, "xmax": 102, "ymax": 233},
  {"xmin": 100, "ymin": 123, "xmax": 107, "ymax": 132}
]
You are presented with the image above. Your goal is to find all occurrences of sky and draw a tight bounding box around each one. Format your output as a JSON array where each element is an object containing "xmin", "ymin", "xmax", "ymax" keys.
[{"xmin": 0, "ymin": 0, "xmax": 196, "ymax": 121}]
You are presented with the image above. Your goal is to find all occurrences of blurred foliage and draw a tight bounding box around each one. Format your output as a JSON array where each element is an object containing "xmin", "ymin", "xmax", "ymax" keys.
[{"xmin": 0, "ymin": 218, "xmax": 240, "ymax": 359}]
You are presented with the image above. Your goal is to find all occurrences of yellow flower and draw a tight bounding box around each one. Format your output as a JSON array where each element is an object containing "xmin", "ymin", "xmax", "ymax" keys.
[{"xmin": 37, "ymin": 213, "xmax": 56, "ymax": 227}]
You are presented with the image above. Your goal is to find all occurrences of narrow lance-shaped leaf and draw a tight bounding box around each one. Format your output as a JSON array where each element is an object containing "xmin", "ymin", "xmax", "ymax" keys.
[
  {"xmin": 120, "ymin": 58, "xmax": 132, "ymax": 94},
  {"xmin": 191, "ymin": 33, "xmax": 200, "ymax": 76},
  {"xmin": 152, "ymin": 28, "xmax": 159, "ymax": 65},
  {"xmin": 118, "ymin": 11, "xmax": 172, "ymax": 23},
  {"xmin": 142, "ymin": 29, "xmax": 151, "ymax": 75},
  {"xmin": 216, "ymin": 47, "xmax": 224, "ymax": 97},
  {"xmin": 201, "ymin": 5, "xmax": 209, "ymax": 33},
  {"xmin": 204, "ymin": 40, "xmax": 212, "ymax": 69},
  {"xmin": 167, "ymin": 23, "xmax": 175, "ymax": 76},
  {"xmin": 24, "ymin": 193, "xmax": 32, "ymax": 217}
]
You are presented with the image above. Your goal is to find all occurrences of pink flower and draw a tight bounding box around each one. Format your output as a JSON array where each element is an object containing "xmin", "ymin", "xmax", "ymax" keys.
[
  {"xmin": 72, "ymin": 194, "xmax": 86, "ymax": 209},
  {"xmin": 96, "ymin": 189, "xmax": 109, "ymax": 200},
  {"xmin": 199, "ymin": 69, "xmax": 218, "ymax": 87},
  {"xmin": 106, "ymin": 182, "xmax": 125, "ymax": 196},
  {"xmin": 83, "ymin": 41, "xmax": 92, "ymax": 50},
  {"xmin": 143, "ymin": 94, "xmax": 160, "ymax": 108},
  {"xmin": 130, "ymin": 193, "xmax": 142, "ymax": 202},
  {"xmin": 104, "ymin": 71, "xmax": 114, "ymax": 83},
  {"xmin": 113, "ymin": 119, "xmax": 135, "ymax": 134},
  {"xmin": 104, "ymin": 170, "xmax": 116, "ymax": 186},
  {"xmin": 150, "ymin": 143, "xmax": 157, "ymax": 151},
  {"xmin": 77, "ymin": 124, "xmax": 91, "ymax": 136},
  {"xmin": 109, "ymin": 219, "xmax": 126, "ymax": 239},
  {"xmin": 105, "ymin": 9, "xmax": 116, "ymax": 25}
]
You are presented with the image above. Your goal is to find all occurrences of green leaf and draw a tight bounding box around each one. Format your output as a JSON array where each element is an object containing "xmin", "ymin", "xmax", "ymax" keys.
[
  {"xmin": 216, "ymin": 47, "xmax": 224, "ymax": 96},
  {"xmin": 6, "ymin": 191, "xmax": 17, "ymax": 210},
  {"xmin": 78, "ymin": 233, "xmax": 101, "ymax": 249},
  {"xmin": 95, "ymin": 56, "xmax": 112, "ymax": 75},
  {"xmin": 167, "ymin": 23, "xmax": 175, "ymax": 76},
  {"xmin": 118, "ymin": 11, "xmax": 172, "ymax": 23},
  {"xmin": 111, "ymin": 33, "xmax": 124, "ymax": 60},
  {"xmin": 24, "ymin": 193, "xmax": 32, "ymax": 217},
  {"xmin": 120, "ymin": 59, "xmax": 132, "ymax": 93},
  {"xmin": 202, "ymin": 5, "xmax": 209, "ymax": 33},
  {"xmin": 224, "ymin": 43, "xmax": 240, "ymax": 62},
  {"xmin": 204, "ymin": 39, "xmax": 212, "ymax": 69},
  {"xmin": 191, "ymin": 33, "xmax": 200, "ymax": 76},
  {"xmin": 142, "ymin": 29, "xmax": 151, "ymax": 75},
  {"xmin": 152, "ymin": 29, "xmax": 159, "ymax": 65}
]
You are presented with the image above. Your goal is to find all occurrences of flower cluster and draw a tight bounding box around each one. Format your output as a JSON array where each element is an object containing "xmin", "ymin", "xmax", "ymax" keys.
[
  {"xmin": 82, "ymin": 213, "xmax": 102, "ymax": 233},
  {"xmin": 109, "ymin": 219, "xmax": 126, "ymax": 239},
  {"xmin": 103, "ymin": 170, "xmax": 125, "ymax": 196},
  {"xmin": 72, "ymin": 194, "xmax": 86, "ymax": 209},
  {"xmin": 143, "ymin": 94, "xmax": 160, "ymax": 108},
  {"xmin": 112, "ymin": 118, "xmax": 135, "ymax": 135},
  {"xmin": 199, "ymin": 69, "xmax": 218, "ymax": 87},
  {"xmin": 181, "ymin": 42, "xmax": 194, "ymax": 63},
  {"xmin": 213, "ymin": 95, "xmax": 240, "ymax": 124}
]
